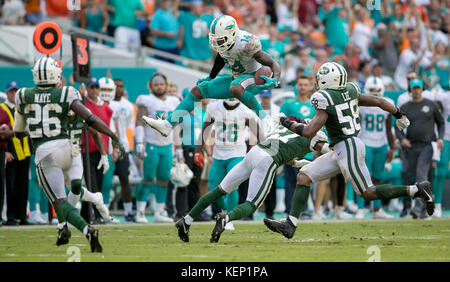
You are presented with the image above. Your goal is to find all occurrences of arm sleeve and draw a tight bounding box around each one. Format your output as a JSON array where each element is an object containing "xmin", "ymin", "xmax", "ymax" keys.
[
  {"xmin": 310, "ymin": 92, "xmax": 329, "ymax": 111},
  {"xmin": 209, "ymin": 54, "xmax": 225, "ymax": 79},
  {"xmin": 433, "ymin": 102, "xmax": 445, "ymax": 140}
]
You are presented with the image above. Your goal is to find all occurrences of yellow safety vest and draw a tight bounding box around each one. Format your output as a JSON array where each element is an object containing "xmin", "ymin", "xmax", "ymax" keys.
[{"xmin": 0, "ymin": 103, "xmax": 31, "ymax": 161}]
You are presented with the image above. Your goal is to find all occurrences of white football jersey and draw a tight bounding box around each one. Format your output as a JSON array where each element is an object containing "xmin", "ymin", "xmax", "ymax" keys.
[
  {"xmin": 136, "ymin": 94, "xmax": 180, "ymax": 146},
  {"xmin": 206, "ymin": 101, "xmax": 256, "ymax": 160},
  {"xmin": 219, "ymin": 30, "xmax": 262, "ymax": 78},
  {"xmin": 109, "ymin": 97, "xmax": 134, "ymax": 152},
  {"xmin": 360, "ymin": 96, "xmax": 394, "ymax": 147},
  {"xmin": 435, "ymin": 91, "xmax": 450, "ymax": 141}
]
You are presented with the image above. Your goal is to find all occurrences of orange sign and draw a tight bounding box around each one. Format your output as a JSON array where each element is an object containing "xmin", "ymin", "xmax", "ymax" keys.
[{"xmin": 33, "ymin": 21, "xmax": 62, "ymax": 55}]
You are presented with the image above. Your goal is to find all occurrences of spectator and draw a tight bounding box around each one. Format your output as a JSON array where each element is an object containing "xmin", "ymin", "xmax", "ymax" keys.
[
  {"xmin": 107, "ymin": 0, "xmax": 146, "ymax": 53},
  {"xmin": 80, "ymin": 0, "xmax": 109, "ymax": 36},
  {"xmin": 227, "ymin": 0, "xmax": 248, "ymax": 26},
  {"xmin": 372, "ymin": 22, "xmax": 399, "ymax": 74},
  {"xmin": 350, "ymin": 5, "xmax": 374, "ymax": 60},
  {"xmin": 297, "ymin": 0, "xmax": 317, "ymax": 25},
  {"xmin": 81, "ymin": 78, "xmax": 114, "ymax": 224},
  {"xmin": 261, "ymin": 24, "xmax": 287, "ymax": 65},
  {"xmin": 429, "ymin": 41, "xmax": 449, "ymax": 90},
  {"xmin": 44, "ymin": 0, "xmax": 72, "ymax": 27},
  {"xmin": 1, "ymin": 0, "xmax": 25, "ymax": 25},
  {"xmin": 396, "ymin": 78, "xmax": 445, "ymax": 219},
  {"xmin": 372, "ymin": 63, "xmax": 395, "ymax": 90},
  {"xmin": 1, "ymin": 81, "xmax": 31, "ymax": 225},
  {"xmin": 317, "ymin": 0, "xmax": 350, "ymax": 55},
  {"xmin": 394, "ymin": 38, "xmax": 430, "ymax": 90},
  {"xmin": 275, "ymin": 0, "xmax": 299, "ymax": 31},
  {"xmin": 24, "ymin": 0, "xmax": 43, "ymax": 24},
  {"xmin": 421, "ymin": 15, "xmax": 448, "ymax": 48},
  {"xmin": 167, "ymin": 83, "xmax": 179, "ymax": 98},
  {"xmin": 177, "ymin": 0, "xmax": 214, "ymax": 62},
  {"xmin": 280, "ymin": 76, "xmax": 315, "ymax": 214},
  {"xmin": 342, "ymin": 43, "xmax": 361, "ymax": 72},
  {"xmin": 357, "ymin": 60, "xmax": 371, "ymax": 89},
  {"xmin": 151, "ymin": 0, "xmax": 181, "ymax": 61}
]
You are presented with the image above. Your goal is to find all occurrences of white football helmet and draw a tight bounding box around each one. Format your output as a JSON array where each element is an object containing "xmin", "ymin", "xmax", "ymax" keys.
[
  {"xmin": 316, "ymin": 62, "xmax": 347, "ymax": 90},
  {"xmin": 224, "ymin": 98, "xmax": 240, "ymax": 107},
  {"xmin": 209, "ymin": 15, "xmax": 239, "ymax": 53},
  {"xmin": 98, "ymin": 77, "xmax": 116, "ymax": 102},
  {"xmin": 170, "ymin": 162, "xmax": 194, "ymax": 187},
  {"xmin": 32, "ymin": 57, "xmax": 62, "ymax": 86},
  {"xmin": 364, "ymin": 76, "xmax": 384, "ymax": 97}
]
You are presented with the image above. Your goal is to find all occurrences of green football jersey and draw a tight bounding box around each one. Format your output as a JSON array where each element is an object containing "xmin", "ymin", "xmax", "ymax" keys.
[
  {"xmin": 310, "ymin": 82, "xmax": 361, "ymax": 147},
  {"xmin": 68, "ymin": 115, "xmax": 87, "ymax": 151},
  {"xmin": 16, "ymin": 86, "xmax": 81, "ymax": 150},
  {"xmin": 258, "ymin": 126, "xmax": 312, "ymax": 166}
]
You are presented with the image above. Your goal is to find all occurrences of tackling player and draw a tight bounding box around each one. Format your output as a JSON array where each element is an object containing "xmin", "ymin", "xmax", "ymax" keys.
[
  {"xmin": 193, "ymin": 98, "xmax": 260, "ymax": 231},
  {"xmin": 175, "ymin": 122, "xmax": 329, "ymax": 243},
  {"xmin": 264, "ymin": 62, "xmax": 435, "ymax": 239},
  {"xmin": 142, "ymin": 15, "xmax": 281, "ymax": 138},
  {"xmin": 13, "ymin": 57, "xmax": 125, "ymax": 252},
  {"xmin": 135, "ymin": 73, "xmax": 180, "ymax": 223}
]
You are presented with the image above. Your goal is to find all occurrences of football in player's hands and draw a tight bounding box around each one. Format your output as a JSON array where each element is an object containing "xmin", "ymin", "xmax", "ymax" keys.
[{"xmin": 254, "ymin": 66, "xmax": 273, "ymax": 85}]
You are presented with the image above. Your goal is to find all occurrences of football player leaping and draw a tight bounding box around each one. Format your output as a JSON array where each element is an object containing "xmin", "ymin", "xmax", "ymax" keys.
[
  {"xmin": 13, "ymin": 57, "xmax": 125, "ymax": 252},
  {"xmin": 263, "ymin": 62, "xmax": 435, "ymax": 239},
  {"xmin": 175, "ymin": 121, "xmax": 329, "ymax": 243},
  {"xmin": 143, "ymin": 15, "xmax": 281, "ymax": 138}
]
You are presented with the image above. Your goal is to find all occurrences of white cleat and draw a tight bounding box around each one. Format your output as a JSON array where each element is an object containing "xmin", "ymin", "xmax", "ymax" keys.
[
  {"xmin": 372, "ymin": 208, "xmax": 394, "ymax": 219},
  {"xmin": 224, "ymin": 221, "xmax": 235, "ymax": 231},
  {"xmin": 107, "ymin": 216, "xmax": 121, "ymax": 224},
  {"xmin": 387, "ymin": 198, "xmax": 403, "ymax": 212},
  {"xmin": 334, "ymin": 210, "xmax": 353, "ymax": 220},
  {"xmin": 29, "ymin": 211, "xmax": 46, "ymax": 224},
  {"xmin": 432, "ymin": 204, "xmax": 442, "ymax": 218},
  {"xmin": 153, "ymin": 212, "xmax": 174, "ymax": 223},
  {"xmin": 142, "ymin": 116, "xmax": 173, "ymax": 137},
  {"xmin": 346, "ymin": 201, "xmax": 358, "ymax": 213},
  {"xmin": 136, "ymin": 211, "xmax": 149, "ymax": 224},
  {"xmin": 355, "ymin": 209, "xmax": 366, "ymax": 219},
  {"xmin": 312, "ymin": 211, "xmax": 326, "ymax": 221},
  {"xmin": 94, "ymin": 193, "xmax": 110, "ymax": 220}
]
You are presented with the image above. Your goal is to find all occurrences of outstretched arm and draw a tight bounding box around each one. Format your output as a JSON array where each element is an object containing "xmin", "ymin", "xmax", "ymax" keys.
[
  {"xmin": 87, "ymin": 126, "xmax": 107, "ymax": 155},
  {"xmin": 359, "ymin": 94, "xmax": 400, "ymax": 115},
  {"xmin": 71, "ymin": 100, "xmax": 116, "ymax": 139},
  {"xmin": 253, "ymin": 50, "xmax": 281, "ymax": 82},
  {"xmin": 280, "ymin": 110, "xmax": 328, "ymax": 139}
]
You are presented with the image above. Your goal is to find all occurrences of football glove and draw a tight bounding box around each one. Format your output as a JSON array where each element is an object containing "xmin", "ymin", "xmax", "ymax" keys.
[
  {"xmin": 111, "ymin": 136, "xmax": 126, "ymax": 158},
  {"xmin": 136, "ymin": 143, "xmax": 146, "ymax": 159},
  {"xmin": 310, "ymin": 131, "xmax": 328, "ymax": 152},
  {"xmin": 395, "ymin": 116, "xmax": 410, "ymax": 131},
  {"xmin": 254, "ymin": 76, "xmax": 278, "ymax": 91},
  {"xmin": 194, "ymin": 152, "xmax": 205, "ymax": 168},
  {"xmin": 97, "ymin": 154, "xmax": 110, "ymax": 174}
]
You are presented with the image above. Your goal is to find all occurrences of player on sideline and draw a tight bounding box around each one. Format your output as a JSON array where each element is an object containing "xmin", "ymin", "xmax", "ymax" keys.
[
  {"xmin": 193, "ymin": 98, "xmax": 261, "ymax": 231},
  {"xmin": 142, "ymin": 15, "xmax": 281, "ymax": 138},
  {"xmin": 175, "ymin": 122, "xmax": 329, "ymax": 243},
  {"xmin": 13, "ymin": 57, "xmax": 125, "ymax": 252},
  {"xmin": 263, "ymin": 62, "xmax": 435, "ymax": 239},
  {"xmin": 356, "ymin": 76, "xmax": 395, "ymax": 219},
  {"xmin": 135, "ymin": 73, "xmax": 180, "ymax": 223}
]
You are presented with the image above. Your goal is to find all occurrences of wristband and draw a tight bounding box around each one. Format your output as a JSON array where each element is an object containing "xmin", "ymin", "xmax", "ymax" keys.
[
  {"xmin": 86, "ymin": 114, "xmax": 99, "ymax": 126},
  {"xmin": 111, "ymin": 135, "xmax": 120, "ymax": 143},
  {"xmin": 295, "ymin": 123, "xmax": 305, "ymax": 136},
  {"xmin": 135, "ymin": 125, "xmax": 144, "ymax": 144},
  {"xmin": 280, "ymin": 116, "xmax": 294, "ymax": 128},
  {"xmin": 393, "ymin": 107, "xmax": 403, "ymax": 119}
]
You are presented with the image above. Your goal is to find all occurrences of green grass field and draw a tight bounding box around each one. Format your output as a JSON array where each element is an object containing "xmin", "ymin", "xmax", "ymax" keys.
[{"xmin": 1, "ymin": 219, "xmax": 450, "ymax": 262}]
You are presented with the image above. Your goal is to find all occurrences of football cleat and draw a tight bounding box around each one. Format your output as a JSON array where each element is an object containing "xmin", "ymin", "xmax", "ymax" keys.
[
  {"xmin": 372, "ymin": 208, "xmax": 394, "ymax": 219},
  {"xmin": 153, "ymin": 211, "xmax": 174, "ymax": 223},
  {"xmin": 86, "ymin": 226, "xmax": 103, "ymax": 253},
  {"xmin": 136, "ymin": 211, "xmax": 148, "ymax": 224},
  {"xmin": 210, "ymin": 212, "xmax": 227, "ymax": 243},
  {"xmin": 263, "ymin": 217, "xmax": 296, "ymax": 239},
  {"xmin": 175, "ymin": 218, "xmax": 190, "ymax": 243},
  {"xmin": 56, "ymin": 223, "xmax": 71, "ymax": 246},
  {"xmin": 413, "ymin": 181, "xmax": 435, "ymax": 216},
  {"xmin": 125, "ymin": 212, "xmax": 135, "ymax": 222},
  {"xmin": 107, "ymin": 216, "xmax": 121, "ymax": 224},
  {"xmin": 142, "ymin": 116, "xmax": 173, "ymax": 137},
  {"xmin": 432, "ymin": 205, "xmax": 442, "ymax": 218},
  {"xmin": 94, "ymin": 193, "xmax": 110, "ymax": 220},
  {"xmin": 355, "ymin": 209, "xmax": 366, "ymax": 219},
  {"xmin": 224, "ymin": 222, "xmax": 235, "ymax": 231}
]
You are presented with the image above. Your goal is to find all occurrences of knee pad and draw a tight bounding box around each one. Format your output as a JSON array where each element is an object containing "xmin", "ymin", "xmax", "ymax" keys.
[{"xmin": 71, "ymin": 179, "xmax": 82, "ymax": 195}]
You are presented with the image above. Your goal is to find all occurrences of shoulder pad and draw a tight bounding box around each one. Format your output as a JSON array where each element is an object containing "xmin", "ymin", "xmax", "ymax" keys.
[{"xmin": 310, "ymin": 91, "xmax": 330, "ymax": 110}]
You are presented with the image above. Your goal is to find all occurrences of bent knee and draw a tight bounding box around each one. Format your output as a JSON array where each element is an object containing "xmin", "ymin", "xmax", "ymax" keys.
[
  {"xmin": 190, "ymin": 86, "xmax": 202, "ymax": 99},
  {"xmin": 230, "ymin": 85, "xmax": 244, "ymax": 98},
  {"xmin": 296, "ymin": 172, "xmax": 312, "ymax": 185}
]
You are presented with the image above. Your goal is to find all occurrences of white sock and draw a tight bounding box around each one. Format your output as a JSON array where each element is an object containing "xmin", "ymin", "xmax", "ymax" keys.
[
  {"xmin": 81, "ymin": 187, "xmax": 98, "ymax": 203},
  {"xmin": 137, "ymin": 201, "xmax": 147, "ymax": 214},
  {"xmin": 83, "ymin": 225, "xmax": 88, "ymax": 235},
  {"xmin": 57, "ymin": 222, "xmax": 67, "ymax": 230},
  {"xmin": 225, "ymin": 215, "xmax": 229, "ymax": 223},
  {"xmin": 184, "ymin": 215, "xmax": 193, "ymax": 225},
  {"xmin": 67, "ymin": 192, "xmax": 81, "ymax": 206},
  {"xmin": 123, "ymin": 202, "xmax": 132, "ymax": 215},
  {"xmin": 409, "ymin": 185, "xmax": 418, "ymax": 196},
  {"xmin": 288, "ymin": 215, "xmax": 298, "ymax": 226},
  {"xmin": 155, "ymin": 203, "xmax": 165, "ymax": 214}
]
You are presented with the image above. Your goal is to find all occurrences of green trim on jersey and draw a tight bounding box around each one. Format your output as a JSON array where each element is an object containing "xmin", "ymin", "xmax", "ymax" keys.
[
  {"xmin": 68, "ymin": 115, "xmax": 87, "ymax": 151},
  {"xmin": 18, "ymin": 86, "xmax": 72, "ymax": 150},
  {"xmin": 311, "ymin": 83, "xmax": 361, "ymax": 147},
  {"xmin": 258, "ymin": 126, "xmax": 312, "ymax": 166}
]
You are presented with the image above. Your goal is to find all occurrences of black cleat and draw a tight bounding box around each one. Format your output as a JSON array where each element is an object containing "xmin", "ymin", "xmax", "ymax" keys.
[
  {"xmin": 175, "ymin": 218, "xmax": 190, "ymax": 243},
  {"xmin": 86, "ymin": 226, "xmax": 103, "ymax": 253},
  {"xmin": 210, "ymin": 212, "xmax": 226, "ymax": 243},
  {"xmin": 263, "ymin": 217, "xmax": 296, "ymax": 239},
  {"xmin": 413, "ymin": 181, "xmax": 435, "ymax": 216},
  {"xmin": 56, "ymin": 223, "xmax": 71, "ymax": 246}
]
